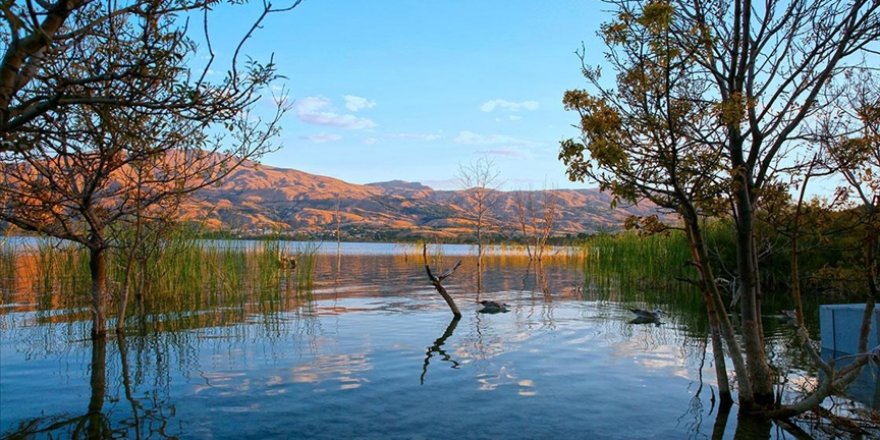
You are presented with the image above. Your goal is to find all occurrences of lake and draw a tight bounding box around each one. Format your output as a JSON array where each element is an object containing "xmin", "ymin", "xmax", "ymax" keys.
[{"xmin": 0, "ymin": 242, "xmax": 874, "ymax": 439}]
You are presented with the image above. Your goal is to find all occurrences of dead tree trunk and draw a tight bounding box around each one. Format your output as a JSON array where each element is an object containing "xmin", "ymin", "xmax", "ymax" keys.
[{"xmin": 422, "ymin": 244, "xmax": 462, "ymax": 317}]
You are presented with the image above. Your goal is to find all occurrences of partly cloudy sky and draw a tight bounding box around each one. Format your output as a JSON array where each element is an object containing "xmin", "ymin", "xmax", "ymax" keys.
[
  {"xmin": 293, "ymin": 96, "xmax": 377, "ymax": 130},
  {"xmin": 208, "ymin": 0, "xmax": 606, "ymax": 189}
]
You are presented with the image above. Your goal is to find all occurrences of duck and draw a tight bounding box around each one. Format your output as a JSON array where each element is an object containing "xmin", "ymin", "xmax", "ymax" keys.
[
  {"xmin": 478, "ymin": 300, "xmax": 509, "ymax": 314},
  {"xmin": 630, "ymin": 308, "xmax": 663, "ymax": 320},
  {"xmin": 629, "ymin": 316, "xmax": 662, "ymax": 326}
]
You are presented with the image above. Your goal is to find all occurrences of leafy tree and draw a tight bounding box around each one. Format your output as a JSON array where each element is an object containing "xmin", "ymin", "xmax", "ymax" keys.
[
  {"xmin": 561, "ymin": 0, "xmax": 880, "ymax": 414},
  {"xmin": 0, "ymin": 0, "xmax": 299, "ymax": 338}
]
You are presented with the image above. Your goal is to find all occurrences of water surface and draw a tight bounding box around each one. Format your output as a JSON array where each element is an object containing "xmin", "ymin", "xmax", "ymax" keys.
[{"xmin": 0, "ymin": 243, "xmax": 872, "ymax": 439}]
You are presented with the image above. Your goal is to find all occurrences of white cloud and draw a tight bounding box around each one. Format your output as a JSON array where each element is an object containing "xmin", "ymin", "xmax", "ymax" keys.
[
  {"xmin": 294, "ymin": 96, "xmax": 377, "ymax": 129},
  {"xmin": 453, "ymin": 130, "xmax": 533, "ymax": 146},
  {"xmin": 300, "ymin": 133, "xmax": 342, "ymax": 143},
  {"xmin": 387, "ymin": 132, "xmax": 442, "ymax": 142},
  {"xmin": 344, "ymin": 95, "xmax": 377, "ymax": 112},
  {"xmin": 509, "ymin": 115, "xmax": 522, "ymax": 121},
  {"xmin": 480, "ymin": 99, "xmax": 539, "ymax": 113},
  {"xmin": 358, "ymin": 132, "xmax": 442, "ymax": 145}
]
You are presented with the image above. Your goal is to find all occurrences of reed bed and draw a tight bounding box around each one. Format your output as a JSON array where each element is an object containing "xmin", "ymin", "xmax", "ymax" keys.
[
  {"xmin": 0, "ymin": 238, "xmax": 16, "ymax": 297},
  {"xmin": 2, "ymin": 231, "xmax": 320, "ymax": 331},
  {"xmin": 290, "ymin": 241, "xmax": 321, "ymax": 290},
  {"xmin": 580, "ymin": 230, "xmax": 698, "ymax": 297}
]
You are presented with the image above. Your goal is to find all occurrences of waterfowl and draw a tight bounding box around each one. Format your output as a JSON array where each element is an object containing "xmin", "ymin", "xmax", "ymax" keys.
[
  {"xmin": 629, "ymin": 316, "xmax": 662, "ymax": 326},
  {"xmin": 630, "ymin": 308, "xmax": 663, "ymax": 320},
  {"xmin": 478, "ymin": 300, "xmax": 509, "ymax": 314}
]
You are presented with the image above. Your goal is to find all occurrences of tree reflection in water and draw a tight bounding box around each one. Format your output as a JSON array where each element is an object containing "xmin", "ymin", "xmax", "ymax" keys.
[
  {"xmin": 3, "ymin": 338, "xmax": 111, "ymax": 438},
  {"xmin": 421, "ymin": 317, "xmax": 461, "ymax": 384},
  {"xmin": 2, "ymin": 333, "xmax": 182, "ymax": 439}
]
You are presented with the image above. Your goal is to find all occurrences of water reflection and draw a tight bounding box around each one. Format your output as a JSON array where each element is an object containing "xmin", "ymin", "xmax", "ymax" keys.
[
  {"xmin": 420, "ymin": 317, "xmax": 460, "ymax": 384},
  {"xmin": 2, "ymin": 334, "xmax": 180, "ymax": 439},
  {"xmin": 0, "ymin": 250, "xmax": 875, "ymax": 439}
]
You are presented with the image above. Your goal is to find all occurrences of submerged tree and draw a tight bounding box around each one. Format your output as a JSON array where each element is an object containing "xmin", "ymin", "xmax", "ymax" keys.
[
  {"xmin": 560, "ymin": 0, "xmax": 880, "ymax": 415},
  {"xmin": 457, "ymin": 156, "xmax": 500, "ymax": 268},
  {"xmin": 0, "ymin": 0, "xmax": 299, "ymax": 338},
  {"xmin": 513, "ymin": 187, "xmax": 559, "ymax": 262}
]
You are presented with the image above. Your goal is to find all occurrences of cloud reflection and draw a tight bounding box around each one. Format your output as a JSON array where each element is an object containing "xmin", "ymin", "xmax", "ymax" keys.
[{"xmin": 291, "ymin": 353, "xmax": 373, "ymax": 391}]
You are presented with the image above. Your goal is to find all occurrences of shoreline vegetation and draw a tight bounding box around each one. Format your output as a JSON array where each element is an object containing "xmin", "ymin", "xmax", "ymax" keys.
[{"xmin": 2, "ymin": 217, "xmax": 869, "ymax": 309}]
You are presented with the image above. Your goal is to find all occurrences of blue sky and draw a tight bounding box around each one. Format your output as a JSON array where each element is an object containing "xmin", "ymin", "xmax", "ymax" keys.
[{"xmin": 202, "ymin": 1, "xmax": 608, "ymax": 190}]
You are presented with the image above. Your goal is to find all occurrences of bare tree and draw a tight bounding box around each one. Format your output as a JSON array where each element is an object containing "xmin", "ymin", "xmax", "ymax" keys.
[
  {"xmin": 0, "ymin": 0, "xmax": 299, "ymax": 338},
  {"xmin": 457, "ymin": 156, "xmax": 500, "ymax": 268},
  {"xmin": 513, "ymin": 187, "xmax": 558, "ymax": 261}
]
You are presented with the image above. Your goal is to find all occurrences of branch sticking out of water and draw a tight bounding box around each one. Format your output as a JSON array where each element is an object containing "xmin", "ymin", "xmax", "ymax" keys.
[{"xmin": 422, "ymin": 243, "xmax": 462, "ymax": 317}]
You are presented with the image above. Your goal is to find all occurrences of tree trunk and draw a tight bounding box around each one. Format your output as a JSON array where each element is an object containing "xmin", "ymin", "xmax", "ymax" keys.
[
  {"xmin": 732, "ymin": 181, "xmax": 775, "ymax": 408},
  {"xmin": 89, "ymin": 246, "xmax": 107, "ymax": 339},
  {"xmin": 477, "ymin": 223, "xmax": 483, "ymax": 269},
  {"xmin": 423, "ymin": 244, "xmax": 462, "ymax": 317},
  {"xmin": 708, "ymin": 311, "xmax": 732, "ymax": 404},
  {"xmin": 683, "ymin": 215, "xmax": 740, "ymax": 405}
]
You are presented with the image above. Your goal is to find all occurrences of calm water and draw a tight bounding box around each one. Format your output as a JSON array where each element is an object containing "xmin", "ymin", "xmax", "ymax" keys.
[{"xmin": 0, "ymin": 243, "xmax": 873, "ymax": 439}]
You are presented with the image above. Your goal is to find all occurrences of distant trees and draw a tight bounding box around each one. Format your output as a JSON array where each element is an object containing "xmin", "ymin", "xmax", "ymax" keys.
[
  {"xmin": 0, "ymin": 0, "xmax": 299, "ymax": 338},
  {"xmin": 457, "ymin": 157, "xmax": 500, "ymax": 268},
  {"xmin": 560, "ymin": 0, "xmax": 880, "ymax": 415}
]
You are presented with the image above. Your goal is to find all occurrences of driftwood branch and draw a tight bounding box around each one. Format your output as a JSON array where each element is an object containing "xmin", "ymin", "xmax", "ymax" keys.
[{"xmin": 423, "ymin": 244, "xmax": 462, "ymax": 317}]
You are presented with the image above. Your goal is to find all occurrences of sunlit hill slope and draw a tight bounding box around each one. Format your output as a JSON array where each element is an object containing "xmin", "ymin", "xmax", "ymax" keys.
[{"xmin": 184, "ymin": 161, "xmax": 665, "ymax": 239}]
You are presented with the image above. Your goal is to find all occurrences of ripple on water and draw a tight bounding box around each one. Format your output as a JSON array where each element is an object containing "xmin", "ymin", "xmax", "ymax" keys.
[{"xmin": 0, "ymin": 252, "xmax": 854, "ymax": 439}]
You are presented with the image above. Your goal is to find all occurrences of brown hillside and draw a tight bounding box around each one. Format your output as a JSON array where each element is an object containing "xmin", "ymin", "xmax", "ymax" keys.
[{"xmin": 182, "ymin": 161, "xmax": 670, "ymax": 238}]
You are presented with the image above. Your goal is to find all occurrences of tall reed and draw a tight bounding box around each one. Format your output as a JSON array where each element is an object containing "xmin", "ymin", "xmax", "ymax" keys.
[
  {"xmin": 292, "ymin": 241, "xmax": 321, "ymax": 290},
  {"xmin": 0, "ymin": 238, "xmax": 15, "ymax": 296},
  {"xmin": 581, "ymin": 230, "xmax": 697, "ymax": 296},
  {"xmin": 5, "ymin": 229, "xmax": 321, "ymax": 332}
]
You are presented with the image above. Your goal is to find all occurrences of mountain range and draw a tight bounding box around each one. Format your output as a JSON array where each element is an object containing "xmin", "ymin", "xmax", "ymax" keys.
[{"xmin": 183, "ymin": 161, "xmax": 664, "ymax": 240}]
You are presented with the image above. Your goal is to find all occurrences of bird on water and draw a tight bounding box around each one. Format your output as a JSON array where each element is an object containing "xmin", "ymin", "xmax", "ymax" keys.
[
  {"xmin": 478, "ymin": 300, "xmax": 509, "ymax": 314},
  {"xmin": 629, "ymin": 308, "xmax": 663, "ymax": 320}
]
